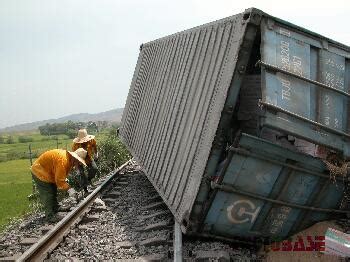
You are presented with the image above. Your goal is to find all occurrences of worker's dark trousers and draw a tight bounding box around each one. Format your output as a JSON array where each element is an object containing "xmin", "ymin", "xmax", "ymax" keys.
[
  {"xmin": 78, "ymin": 159, "xmax": 98, "ymax": 188},
  {"xmin": 87, "ymin": 160, "xmax": 98, "ymax": 181},
  {"xmin": 32, "ymin": 174, "xmax": 58, "ymax": 219}
]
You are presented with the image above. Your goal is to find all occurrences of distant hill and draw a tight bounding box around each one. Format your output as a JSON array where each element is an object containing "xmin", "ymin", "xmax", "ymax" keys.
[{"xmin": 0, "ymin": 108, "xmax": 124, "ymax": 133}]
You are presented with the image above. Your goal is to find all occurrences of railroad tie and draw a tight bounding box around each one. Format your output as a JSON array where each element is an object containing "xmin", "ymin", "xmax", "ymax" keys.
[
  {"xmin": 20, "ymin": 237, "xmax": 39, "ymax": 246},
  {"xmin": 102, "ymin": 197, "xmax": 117, "ymax": 204},
  {"xmin": 81, "ymin": 214, "xmax": 100, "ymax": 223},
  {"xmin": 194, "ymin": 250, "xmax": 230, "ymax": 262},
  {"xmin": 114, "ymin": 241, "xmax": 136, "ymax": 249},
  {"xmin": 140, "ymin": 201, "xmax": 166, "ymax": 211},
  {"xmin": 139, "ymin": 253, "xmax": 167, "ymax": 261},
  {"xmin": 137, "ymin": 210, "xmax": 170, "ymax": 221},
  {"xmin": 136, "ymin": 220, "xmax": 172, "ymax": 232},
  {"xmin": 0, "ymin": 253, "xmax": 22, "ymax": 261},
  {"xmin": 139, "ymin": 235, "xmax": 168, "ymax": 247},
  {"xmin": 104, "ymin": 191, "xmax": 121, "ymax": 198},
  {"xmin": 90, "ymin": 205, "xmax": 107, "ymax": 212},
  {"xmin": 38, "ymin": 225, "xmax": 54, "ymax": 235},
  {"xmin": 147, "ymin": 194, "xmax": 162, "ymax": 202},
  {"xmin": 57, "ymin": 211, "xmax": 68, "ymax": 216},
  {"xmin": 78, "ymin": 225, "xmax": 95, "ymax": 231},
  {"xmin": 115, "ymin": 181, "xmax": 128, "ymax": 186}
]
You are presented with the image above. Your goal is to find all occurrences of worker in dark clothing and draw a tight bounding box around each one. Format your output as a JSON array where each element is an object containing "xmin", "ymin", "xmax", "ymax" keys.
[{"xmin": 31, "ymin": 148, "xmax": 87, "ymax": 222}]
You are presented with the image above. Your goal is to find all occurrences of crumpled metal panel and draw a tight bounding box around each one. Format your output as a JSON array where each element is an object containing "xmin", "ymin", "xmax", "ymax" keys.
[
  {"xmin": 204, "ymin": 134, "xmax": 344, "ymax": 239},
  {"xmin": 121, "ymin": 12, "xmax": 247, "ymax": 224}
]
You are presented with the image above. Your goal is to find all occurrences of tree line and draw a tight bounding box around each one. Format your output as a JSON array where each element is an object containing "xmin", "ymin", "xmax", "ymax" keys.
[
  {"xmin": 0, "ymin": 121, "xmax": 111, "ymax": 144},
  {"xmin": 38, "ymin": 120, "xmax": 108, "ymax": 138},
  {"xmin": 0, "ymin": 135, "xmax": 35, "ymax": 146}
]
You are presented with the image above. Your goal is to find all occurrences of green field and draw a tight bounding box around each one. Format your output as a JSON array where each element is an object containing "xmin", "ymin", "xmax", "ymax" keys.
[
  {"xmin": 0, "ymin": 133, "xmax": 72, "ymax": 162},
  {"xmin": 0, "ymin": 131, "xmax": 74, "ymax": 230},
  {"xmin": 0, "ymin": 159, "xmax": 33, "ymax": 229}
]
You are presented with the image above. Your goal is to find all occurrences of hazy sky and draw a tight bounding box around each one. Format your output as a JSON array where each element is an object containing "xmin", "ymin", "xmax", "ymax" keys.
[{"xmin": 0, "ymin": 0, "xmax": 349, "ymax": 128}]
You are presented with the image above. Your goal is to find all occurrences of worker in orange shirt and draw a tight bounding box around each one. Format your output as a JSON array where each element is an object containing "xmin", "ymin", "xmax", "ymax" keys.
[
  {"xmin": 72, "ymin": 129, "xmax": 99, "ymax": 194},
  {"xmin": 31, "ymin": 148, "xmax": 87, "ymax": 222}
]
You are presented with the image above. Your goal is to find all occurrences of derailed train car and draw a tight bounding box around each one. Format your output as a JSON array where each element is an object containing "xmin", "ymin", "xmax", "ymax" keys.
[{"xmin": 120, "ymin": 8, "xmax": 350, "ymax": 240}]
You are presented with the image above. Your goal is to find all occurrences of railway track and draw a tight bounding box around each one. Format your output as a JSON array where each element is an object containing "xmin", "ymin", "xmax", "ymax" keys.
[
  {"xmin": 0, "ymin": 161, "xmax": 256, "ymax": 261},
  {"xmin": 18, "ymin": 161, "xmax": 132, "ymax": 261}
]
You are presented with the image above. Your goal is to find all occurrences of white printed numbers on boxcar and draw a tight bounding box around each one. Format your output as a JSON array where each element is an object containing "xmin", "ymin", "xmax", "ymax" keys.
[
  {"xmin": 292, "ymin": 56, "xmax": 302, "ymax": 76},
  {"xmin": 325, "ymin": 58, "xmax": 345, "ymax": 72},
  {"xmin": 226, "ymin": 200, "xmax": 261, "ymax": 224},
  {"xmin": 278, "ymin": 29, "xmax": 304, "ymax": 104},
  {"xmin": 323, "ymin": 71, "xmax": 344, "ymax": 90},
  {"xmin": 280, "ymin": 40, "xmax": 291, "ymax": 71},
  {"xmin": 281, "ymin": 78, "xmax": 291, "ymax": 101},
  {"xmin": 279, "ymin": 28, "xmax": 291, "ymax": 37},
  {"xmin": 270, "ymin": 206, "xmax": 292, "ymax": 234}
]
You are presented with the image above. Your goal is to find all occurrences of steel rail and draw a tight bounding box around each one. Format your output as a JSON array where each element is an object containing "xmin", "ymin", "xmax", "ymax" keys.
[{"xmin": 18, "ymin": 160, "xmax": 131, "ymax": 262}]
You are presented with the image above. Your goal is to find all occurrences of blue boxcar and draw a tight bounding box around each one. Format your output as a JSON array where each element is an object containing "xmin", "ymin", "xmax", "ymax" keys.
[{"xmin": 120, "ymin": 8, "xmax": 350, "ymax": 240}]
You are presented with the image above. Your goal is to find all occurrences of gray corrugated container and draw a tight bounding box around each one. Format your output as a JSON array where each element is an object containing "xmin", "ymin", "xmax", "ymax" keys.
[{"xmin": 121, "ymin": 8, "xmax": 350, "ymax": 240}]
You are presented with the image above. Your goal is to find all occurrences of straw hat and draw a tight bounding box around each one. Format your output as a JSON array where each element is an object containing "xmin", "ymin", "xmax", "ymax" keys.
[
  {"xmin": 68, "ymin": 148, "xmax": 87, "ymax": 166},
  {"xmin": 73, "ymin": 129, "xmax": 95, "ymax": 143}
]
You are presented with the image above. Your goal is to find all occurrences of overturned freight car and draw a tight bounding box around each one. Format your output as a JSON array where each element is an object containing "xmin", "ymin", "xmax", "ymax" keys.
[{"xmin": 120, "ymin": 8, "xmax": 350, "ymax": 240}]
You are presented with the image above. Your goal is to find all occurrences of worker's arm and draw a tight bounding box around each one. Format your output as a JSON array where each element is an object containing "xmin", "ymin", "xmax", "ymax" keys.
[{"xmin": 92, "ymin": 139, "xmax": 98, "ymax": 159}]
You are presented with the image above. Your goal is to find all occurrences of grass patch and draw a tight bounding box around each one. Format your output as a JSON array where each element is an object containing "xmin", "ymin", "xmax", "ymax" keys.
[
  {"xmin": 0, "ymin": 159, "xmax": 34, "ymax": 230},
  {"xmin": 0, "ymin": 132, "xmax": 72, "ymax": 162}
]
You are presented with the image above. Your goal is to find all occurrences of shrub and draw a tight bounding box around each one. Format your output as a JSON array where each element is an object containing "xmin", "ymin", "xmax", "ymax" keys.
[
  {"xmin": 97, "ymin": 133, "xmax": 131, "ymax": 175},
  {"xmin": 66, "ymin": 169, "xmax": 86, "ymax": 191},
  {"xmin": 18, "ymin": 136, "xmax": 34, "ymax": 143},
  {"xmin": 66, "ymin": 129, "xmax": 76, "ymax": 139},
  {"xmin": 6, "ymin": 136, "xmax": 14, "ymax": 144}
]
